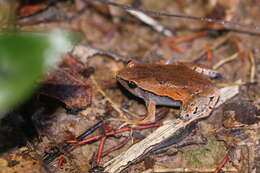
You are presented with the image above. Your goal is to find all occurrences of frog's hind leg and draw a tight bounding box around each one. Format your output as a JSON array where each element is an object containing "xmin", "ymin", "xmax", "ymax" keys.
[
  {"xmin": 180, "ymin": 88, "xmax": 219, "ymax": 120},
  {"xmin": 179, "ymin": 62, "xmax": 222, "ymax": 79},
  {"xmin": 123, "ymin": 99, "xmax": 156, "ymax": 125}
]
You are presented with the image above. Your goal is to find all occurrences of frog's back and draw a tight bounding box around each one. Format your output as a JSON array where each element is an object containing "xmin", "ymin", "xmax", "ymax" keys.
[{"xmin": 117, "ymin": 63, "xmax": 215, "ymax": 101}]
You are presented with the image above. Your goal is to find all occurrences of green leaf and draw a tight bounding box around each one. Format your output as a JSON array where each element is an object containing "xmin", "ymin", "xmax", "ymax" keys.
[{"xmin": 0, "ymin": 30, "xmax": 73, "ymax": 118}]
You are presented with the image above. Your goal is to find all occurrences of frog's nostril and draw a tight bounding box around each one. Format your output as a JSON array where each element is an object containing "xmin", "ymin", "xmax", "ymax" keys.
[{"xmin": 128, "ymin": 81, "xmax": 137, "ymax": 88}]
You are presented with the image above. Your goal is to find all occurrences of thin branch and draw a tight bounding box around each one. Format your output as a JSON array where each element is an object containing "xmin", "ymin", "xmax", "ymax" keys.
[
  {"xmin": 93, "ymin": 0, "xmax": 260, "ymax": 32},
  {"xmin": 127, "ymin": 10, "xmax": 173, "ymax": 37},
  {"xmin": 213, "ymin": 53, "xmax": 239, "ymax": 70},
  {"xmin": 248, "ymin": 50, "xmax": 256, "ymax": 83},
  {"xmin": 71, "ymin": 43, "xmax": 131, "ymax": 63},
  {"xmin": 193, "ymin": 34, "xmax": 230, "ymax": 62}
]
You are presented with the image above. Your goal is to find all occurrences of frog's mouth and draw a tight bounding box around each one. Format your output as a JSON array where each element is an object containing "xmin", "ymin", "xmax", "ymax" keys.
[
  {"xmin": 117, "ymin": 77, "xmax": 181, "ymax": 107},
  {"xmin": 117, "ymin": 77, "xmax": 142, "ymax": 98}
]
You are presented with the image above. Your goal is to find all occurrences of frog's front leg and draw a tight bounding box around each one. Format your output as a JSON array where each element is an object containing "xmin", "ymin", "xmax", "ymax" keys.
[
  {"xmin": 124, "ymin": 99, "xmax": 156, "ymax": 124},
  {"xmin": 180, "ymin": 88, "xmax": 219, "ymax": 120}
]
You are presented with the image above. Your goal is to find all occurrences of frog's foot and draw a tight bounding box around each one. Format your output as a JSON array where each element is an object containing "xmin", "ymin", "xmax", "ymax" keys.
[
  {"xmin": 123, "ymin": 99, "xmax": 156, "ymax": 125},
  {"xmin": 180, "ymin": 89, "xmax": 219, "ymax": 120}
]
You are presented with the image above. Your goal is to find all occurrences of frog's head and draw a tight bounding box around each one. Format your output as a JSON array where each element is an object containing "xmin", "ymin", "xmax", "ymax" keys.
[
  {"xmin": 116, "ymin": 76, "xmax": 146, "ymax": 100},
  {"xmin": 116, "ymin": 61, "xmax": 149, "ymax": 99},
  {"xmin": 116, "ymin": 61, "xmax": 140, "ymax": 80}
]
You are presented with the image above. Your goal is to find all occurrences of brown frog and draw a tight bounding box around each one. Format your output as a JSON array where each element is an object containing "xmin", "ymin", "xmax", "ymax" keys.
[{"xmin": 116, "ymin": 61, "xmax": 220, "ymax": 124}]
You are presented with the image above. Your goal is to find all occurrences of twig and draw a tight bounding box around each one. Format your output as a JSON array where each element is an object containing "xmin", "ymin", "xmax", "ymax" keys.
[
  {"xmin": 57, "ymin": 156, "xmax": 65, "ymax": 168},
  {"xmin": 214, "ymin": 155, "xmax": 231, "ymax": 173},
  {"xmin": 102, "ymin": 137, "xmax": 129, "ymax": 157},
  {"xmin": 91, "ymin": 75, "xmax": 142, "ymax": 121},
  {"xmin": 215, "ymin": 80, "xmax": 240, "ymax": 108},
  {"xmin": 103, "ymin": 119, "xmax": 194, "ymax": 173},
  {"xmin": 43, "ymin": 121, "xmax": 104, "ymax": 164},
  {"xmin": 92, "ymin": 0, "xmax": 260, "ymax": 31},
  {"xmin": 193, "ymin": 34, "xmax": 230, "ymax": 62},
  {"xmin": 96, "ymin": 137, "xmax": 107, "ymax": 166},
  {"xmin": 127, "ymin": 10, "xmax": 173, "ymax": 37},
  {"xmin": 68, "ymin": 123, "xmax": 161, "ymax": 146},
  {"xmin": 90, "ymin": 76, "xmax": 125, "ymax": 120},
  {"xmin": 71, "ymin": 43, "xmax": 132, "ymax": 63},
  {"xmin": 214, "ymin": 147, "xmax": 236, "ymax": 173},
  {"xmin": 52, "ymin": 123, "xmax": 161, "ymax": 169},
  {"xmin": 248, "ymin": 50, "xmax": 256, "ymax": 83},
  {"xmin": 213, "ymin": 53, "xmax": 239, "ymax": 70},
  {"xmin": 206, "ymin": 43, "xmax": 213, "ymax": 62}
]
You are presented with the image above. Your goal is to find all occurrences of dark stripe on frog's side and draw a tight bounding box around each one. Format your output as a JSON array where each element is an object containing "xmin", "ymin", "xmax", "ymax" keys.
[{"xmin": 117, "ymin": 77, "xmax": 181, "ymax": 107}]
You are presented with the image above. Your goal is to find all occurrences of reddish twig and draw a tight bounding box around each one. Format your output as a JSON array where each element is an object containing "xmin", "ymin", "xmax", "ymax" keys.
[
  {"xmin": 67, "ymin": 123, "xmax": 161, "ymax": 149},
  {"xmin": 71, "ymin": 135, "xmax": 101, "ymax": 147},
  {"xmin": 214, "ymin": 153, "xmax": 231, "ymax": 173},
  {"xmin": 43, "ymin": 121, "xmax": 104, "ymax": 165},
  {"xmin": 57, "ymin": 156, "xmax": 65, "ymax": 168},
  {"xmin": 93, "ymin": 0, "xmax": 260, "ymax": 31},
  {"xmin": 102, "ymin": 137, "xmax": 130, "ymax": 157},
  {"xmin": 174, "ymin": 31, "xmax": 209, "ymax": 44},
  {"xmin": 171, "ymin": 44, "xmax": 185, "ymax": 53},
  {"xmin": 161, "ymin": 31, "xmax": 209, "ymax": 46},
  {"xmin": 229, "ymin": 36, "xmax": 245, "ymax": 61},
  {"xmin": 96, "ymin": 137, "xmax": 107, "ymax": 166},
  {"xmin": 206, "ymin": 43, "xmax": 213, "ymax": 63},
  {"xmin": 161, "ymin": 31, "xmax": 209, "ymax": 53},
  {"xmin": 55, "ymin": 123, "xmax": 161, "ymax": 168}
]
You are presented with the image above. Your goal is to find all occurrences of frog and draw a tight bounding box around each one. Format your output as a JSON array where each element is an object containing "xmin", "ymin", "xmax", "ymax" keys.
[{"xmin": 116, "ymin": 61, "xmax": 220, "ymax": 124}]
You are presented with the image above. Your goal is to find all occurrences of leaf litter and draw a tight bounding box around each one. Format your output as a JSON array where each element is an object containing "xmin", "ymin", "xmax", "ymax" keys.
[{"xmin": 1, "ymin": 0, "xmax": 260, "ymax": 172}]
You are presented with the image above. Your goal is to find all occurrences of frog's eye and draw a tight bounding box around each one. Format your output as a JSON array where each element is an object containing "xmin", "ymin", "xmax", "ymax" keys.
[
  {"xmin": 128, "ymin": 81, "xmax": 137, "ymax": 88},
  {"xmin": 127, "ymin": 61, "xmax": 137, "ymax": 68}
]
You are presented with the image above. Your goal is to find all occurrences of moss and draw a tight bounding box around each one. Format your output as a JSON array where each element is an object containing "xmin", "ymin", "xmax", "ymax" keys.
[{"xmin": 184, "ymin": 136, "xmax": 226, "ymax": 168}]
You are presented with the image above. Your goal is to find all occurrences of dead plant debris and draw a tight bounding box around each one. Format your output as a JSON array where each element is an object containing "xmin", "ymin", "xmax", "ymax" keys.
[{"xmin": 1, "ymin": 0, "xmax": 260, "ymax": 173}]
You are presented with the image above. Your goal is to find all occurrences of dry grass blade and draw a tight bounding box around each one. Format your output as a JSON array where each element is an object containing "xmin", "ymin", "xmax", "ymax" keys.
[
  {"xmin": 93, "ymin": 0, "xmax": 260, "ymax": 31},
  {"xmin": 91, "ymin": 75, "xmax": 140, "ymax": 121},
  {"xmin": 213, "ymin": 53, "xmax": 239, "ymax": 70},
  {"xmin": 248, "ymin": 50, "xmax": 256, "ymax": 83},
  {"xmin": 71, "ymin": 44, "xmax": 131, "ymax": 63},
  {"xmin": 192, "ymin": 34, "xmax": 230, "ymax": 62},
  {"xmin": 91, "ymin": 75, "xmax": 125, "ymax": 120},
  {"xmin": 127, "ymin": 10, "xmax": 173, "ymax": 37}
]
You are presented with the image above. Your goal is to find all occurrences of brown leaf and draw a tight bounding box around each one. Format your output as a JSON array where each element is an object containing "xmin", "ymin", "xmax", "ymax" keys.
[
  {"xmin": 40, "ymin": 56, "xmax": 93, "ymax": 110},
  {"xmin": 223, "ymin": 101, "xmax": 259, "ymax": 126}
]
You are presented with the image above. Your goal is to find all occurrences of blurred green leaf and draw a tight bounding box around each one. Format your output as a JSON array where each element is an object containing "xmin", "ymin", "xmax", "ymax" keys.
[{"xmin": 0, "ymin": 30, "xmax": 73, "ymax": 118}]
